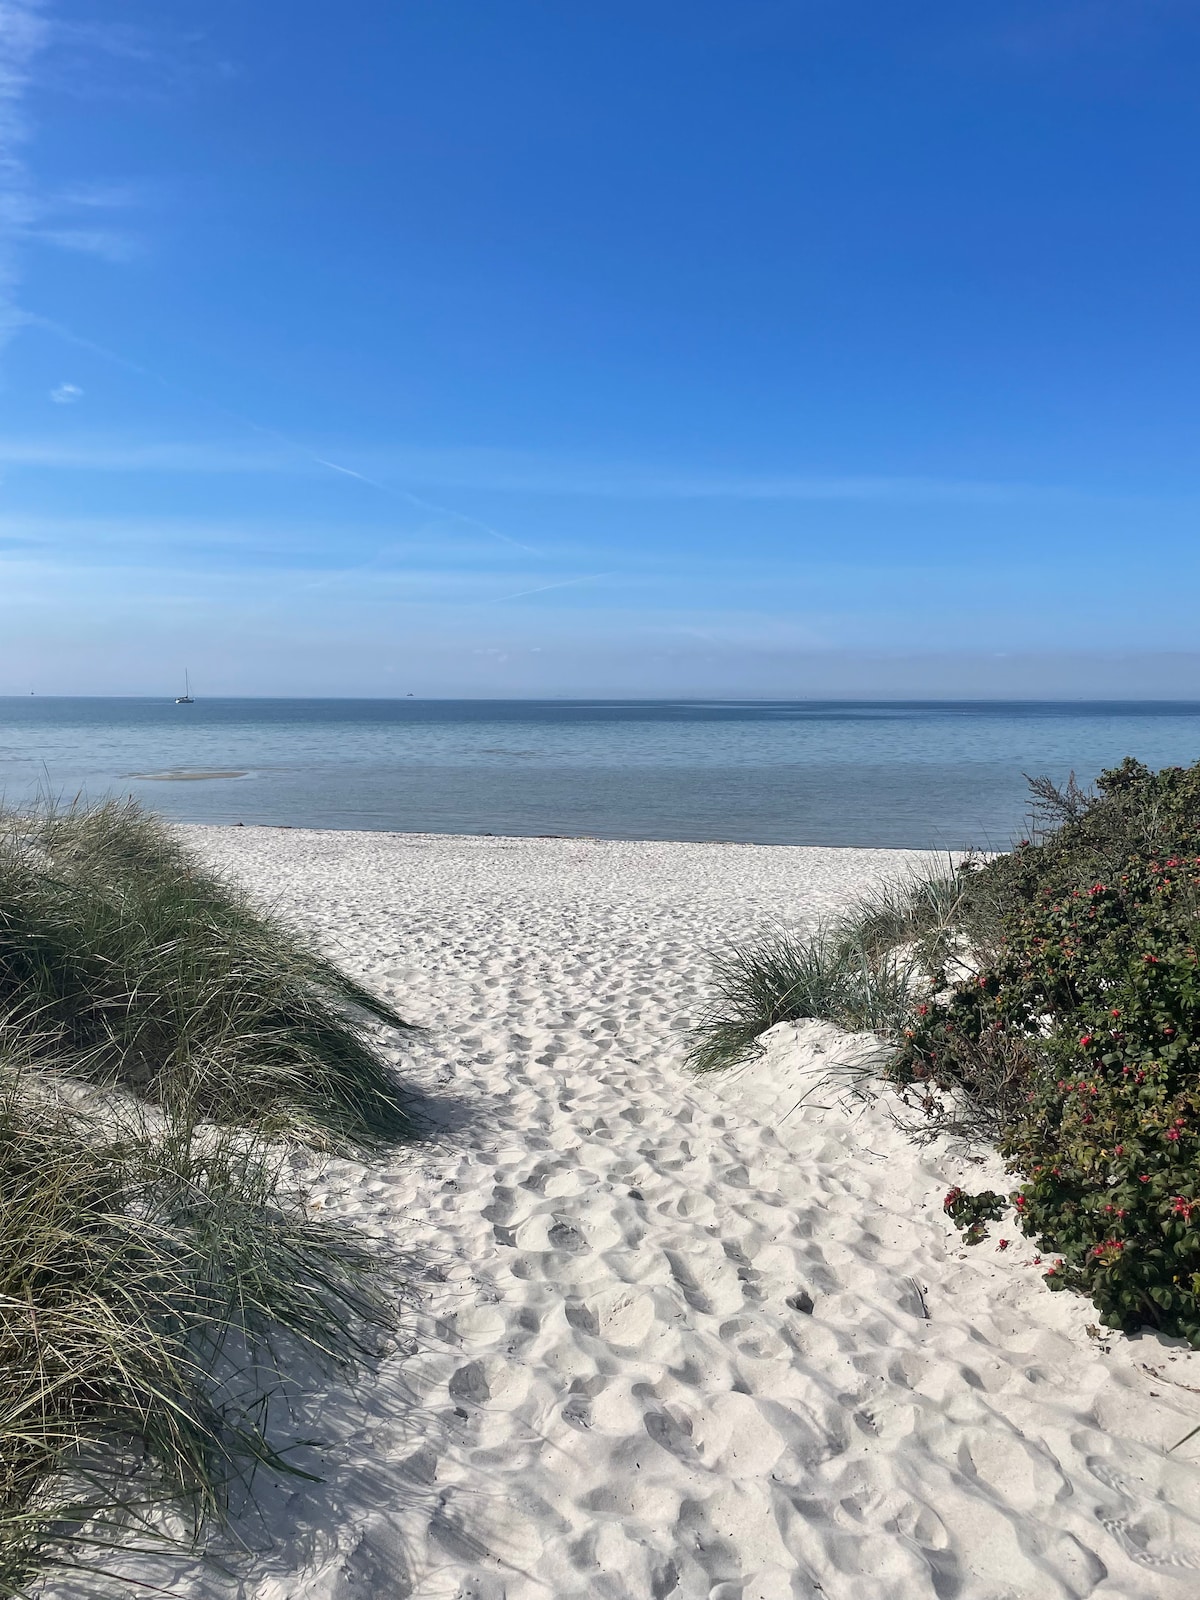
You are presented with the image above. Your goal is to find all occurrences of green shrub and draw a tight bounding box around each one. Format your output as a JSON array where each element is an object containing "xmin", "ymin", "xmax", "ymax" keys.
[
  {"xmin": 896, "ymin": 759, "xmax": 1200, "ymax": 1343},
  {"xmin": 0, "ymin": 800, "xmax": 412, "ymax": 1153},
  {"xmin": 942, "ymin": 1185, "xmax": 1006, "ymax": 1245}
]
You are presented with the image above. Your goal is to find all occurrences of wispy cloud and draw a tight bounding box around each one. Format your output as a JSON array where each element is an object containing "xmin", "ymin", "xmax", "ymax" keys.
[
  {"xmin": 0, "ymin": 435, "xmax": 289, "ymax": 471},
  {"xmin": 0, "ymin": 1, "xmax": 49, "ymax": 347},
  {"xmin": 0, "ymin": 509, "xmax": 535, "ymax": 571},
  {"xmin": 17, "ymin": 314, "xmax": 542, "ymax": 555},
  {"xmin": 32, "ymin": 225, "xmax": 139, "ymax": 262},
  {"xmin": 48, "ymin": 381, "xmax": 81, "ymax": 403},
  {"xmin": 0, "ymin": 425, "xmax": 1174, "ymax": 510},
  {"xmin": 52, "ymin": 179, "xmax": 147, "ymax": 209},
  {"xmin": 10, "ymin": 315, "xmax": 1107, "ymax": 518},
  {"xmin": 54, "ymin": 20, "xmax": 159, "ymax": 68},
  {"xmin": 36, "ymin": 17, "xmax": 241, "ymax": 107},
  {"xmin": 0, "ymin": 6, "xmax": 150, "ymax": 361},
  {"xmin": 418, "ymin": 454, "xmax": 1109, "ymax": 506}
]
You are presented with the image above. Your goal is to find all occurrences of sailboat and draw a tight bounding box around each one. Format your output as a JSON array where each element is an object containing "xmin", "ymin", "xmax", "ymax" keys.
[{"xmin": 175, "ymin": 670, "xmax": 194, "ymax": 705}]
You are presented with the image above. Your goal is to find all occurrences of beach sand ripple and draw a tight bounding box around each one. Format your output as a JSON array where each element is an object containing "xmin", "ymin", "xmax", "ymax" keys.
[{"xmin": 73, "ymin": 829, "xmax": 1200, "ymax": 1600}]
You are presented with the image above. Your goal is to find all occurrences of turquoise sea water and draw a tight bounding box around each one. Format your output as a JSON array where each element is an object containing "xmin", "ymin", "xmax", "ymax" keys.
[{"xmin": 2, "ymin": 698, "xmax": 1199, "ymax": 849}]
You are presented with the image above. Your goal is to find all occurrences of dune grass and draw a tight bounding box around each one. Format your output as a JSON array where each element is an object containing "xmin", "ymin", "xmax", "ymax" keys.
[
  {"xmin": 0, "ymin": 800, "xmax": 414, "ymax": 1593},
  {"xmin": 687, "ymin": 921, "xmax": 919, "ymax": 1073},
  {"xmin": 687, "ymin": 859, "xmax": 969, "ymax": 1074},
  {"xmin": 0, "ymin": 1075, "xmax": 401, "ymax": 1596},
  {"xmin": 0, "ymin": 799, "xmax": 412, "ymax": 1153},
  {"xmin": 848, "ymin": 858, "xmax": 978, "ymax": 961}
]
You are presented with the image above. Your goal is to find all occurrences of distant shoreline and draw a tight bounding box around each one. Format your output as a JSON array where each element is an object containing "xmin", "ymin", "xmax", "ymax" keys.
[
  {"xmin": 9, "ymin": 694, "xmax": 1200, "ymax": 706},
  {"xmin": 7, "ymin": 697, "xmax": 1200, "ymax": 848}
]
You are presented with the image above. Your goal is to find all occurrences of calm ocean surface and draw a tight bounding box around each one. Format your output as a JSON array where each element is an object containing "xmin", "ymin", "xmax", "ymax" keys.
[{"xmin": 2, "ymin": 698, "xmax": 1199, "ymax": 849}]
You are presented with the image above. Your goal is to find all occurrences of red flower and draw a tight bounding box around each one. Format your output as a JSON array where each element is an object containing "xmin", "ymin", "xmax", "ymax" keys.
[{"xmin": 997, "ymin": 1239, "xmax": 1010, "ymax": 1251}]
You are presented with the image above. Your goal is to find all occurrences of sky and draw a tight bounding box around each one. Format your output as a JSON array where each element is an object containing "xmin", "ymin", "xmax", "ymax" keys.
[{"xmin": 1, "ymin": 0, "xmax": 1200, "ymax": 698}]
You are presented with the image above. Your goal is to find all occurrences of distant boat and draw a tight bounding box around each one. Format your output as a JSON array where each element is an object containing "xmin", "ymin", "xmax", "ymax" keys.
[{"xmin": 175, "ymin": 671, "xmax": 194, "ymax": 705}]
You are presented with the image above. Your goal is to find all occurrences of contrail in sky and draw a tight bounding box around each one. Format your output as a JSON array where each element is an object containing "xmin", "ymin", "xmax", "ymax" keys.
[
  {"xmin": 312, "ymin": 456, "xmax": 537, "ymax": 552},
  {"xmin": 488, "ymin": 572, "xmax": 614, "ymax": 604},
  {"xmin": 24, "ymin": 312, "xmax": 540, "ymax": 554}
]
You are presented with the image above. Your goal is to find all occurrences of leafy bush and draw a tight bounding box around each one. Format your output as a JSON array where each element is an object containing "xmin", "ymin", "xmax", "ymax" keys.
[
  {"xmin": 896, "ymin": 759, "xmax": 1200, "ymax": 1343},
  {"xmin": 942, "ymin": 1185, "xmax": 1006, "ymax": 1245},
  {"xmin": 0, "ymin": 800, "xmax": 412, "ymax": 1152}
]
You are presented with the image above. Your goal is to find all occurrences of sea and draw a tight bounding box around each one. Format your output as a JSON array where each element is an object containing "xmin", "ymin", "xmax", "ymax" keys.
[{"xmin": 2, "ymin": 698, "xmax": 1199, "ymax": 850}]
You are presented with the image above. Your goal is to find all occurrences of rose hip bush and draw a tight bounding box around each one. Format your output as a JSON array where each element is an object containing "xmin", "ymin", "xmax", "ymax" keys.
[
  {"xmin": 943, "ymin": 1185, "xmax": 1006, "ymax": 1245},
  {"xmin": 895, "ymin": 759, "xmax": 1200, "ymax": 1344}
]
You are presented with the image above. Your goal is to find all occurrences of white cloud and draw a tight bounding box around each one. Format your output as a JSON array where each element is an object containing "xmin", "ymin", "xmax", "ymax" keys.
[{"xmin": 49, "ymin": 381, "xmax": 81, "ymax": 403}]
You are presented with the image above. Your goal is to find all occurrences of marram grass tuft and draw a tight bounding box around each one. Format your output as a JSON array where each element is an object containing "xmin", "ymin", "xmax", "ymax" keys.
[
  {"xmin": 0, "ymin": 799, "xmax": 413, "ymax": 1153},
  {"xmin": 0, "ymin": 1073, "xmax": 399, "ymax": 1596},
  {"xmin": 0, "ymin": 799, "xmax": 414, "ymax": 1590}
]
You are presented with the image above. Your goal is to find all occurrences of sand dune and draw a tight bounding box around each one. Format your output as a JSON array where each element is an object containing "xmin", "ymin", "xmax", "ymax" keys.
[{"xmin": 84, "ymin": 830, "xmax": 1200, "ymax": 1599}]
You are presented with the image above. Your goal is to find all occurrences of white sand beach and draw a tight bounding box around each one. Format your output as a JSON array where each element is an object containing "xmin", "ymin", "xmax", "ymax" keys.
[{"xmin": 121, "ymin": 829, "xmax": 1200, "ymax": 1599}]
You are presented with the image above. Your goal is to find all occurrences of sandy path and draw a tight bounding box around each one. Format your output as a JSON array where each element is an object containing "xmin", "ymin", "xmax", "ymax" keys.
[{"xmin": 127, "ymin": 829, "xmax": 1200, "ymax": 1600}]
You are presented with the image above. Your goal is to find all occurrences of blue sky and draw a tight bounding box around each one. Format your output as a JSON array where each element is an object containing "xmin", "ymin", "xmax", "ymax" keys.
[{"xmin": 2, "ymin": 0, "xmax": 1200, "ymax": 696}]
